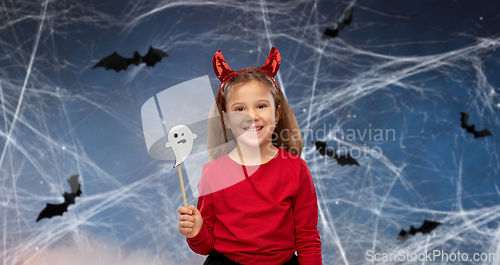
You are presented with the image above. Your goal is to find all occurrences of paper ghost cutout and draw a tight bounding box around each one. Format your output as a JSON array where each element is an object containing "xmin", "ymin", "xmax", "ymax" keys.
[{"xmin": 164, "ymin": 124, "xmax": 198, "ymax": 167}]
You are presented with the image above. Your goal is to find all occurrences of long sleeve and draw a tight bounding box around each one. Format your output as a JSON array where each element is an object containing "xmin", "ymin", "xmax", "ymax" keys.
[
  {"xmin": 185, "ymin": 148, "xmax": 322, "ymax": 264},
  {"xmin": 293, "ymin": 160, "xmax": 322, "ymax": 264}
]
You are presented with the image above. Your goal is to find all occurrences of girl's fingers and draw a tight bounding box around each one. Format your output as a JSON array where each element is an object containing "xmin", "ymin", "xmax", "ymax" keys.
[
  {"xmin": 188, "ymin": 205, "xmax": 200, "ymax": 215},
  {"xmin": 179, "ymin": 214, "xmax": 194, "ymax": 222},
  {"xmin": 180, "ymin": 227, "xmax": 193, "ymax": 234},
  {"xmin": 178, "ymin": 206, "xmax": 200, "ymax": 238},
  {"xmin": 180, "ymin": 221, "xmax": 194, "ymax": 228},
  {"xmin": 178, "ymin": 206, "xmax": 193, "ymax": 215}
]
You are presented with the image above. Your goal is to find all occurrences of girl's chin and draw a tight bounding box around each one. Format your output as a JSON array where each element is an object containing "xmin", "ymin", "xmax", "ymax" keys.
[
  {"xmin": 235, "ymin": 138, "xmax": 261, "ymax": 146},
  {"xmin": 235, "ymin": 137, "xmax": 274, "ymax": 148},
  {"xmin": 233, "ymin": 129, "xmax": 261, "ymax": 138}
]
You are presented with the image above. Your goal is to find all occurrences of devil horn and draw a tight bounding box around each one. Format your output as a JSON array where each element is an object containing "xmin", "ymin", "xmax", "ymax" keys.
[
  {"xmin": 260, "ymin": 47, "xmax": 281, "ymax": 78},
  {"xmin": 213, "ymin": 50, "xmax": 235, "ymax": 82}
]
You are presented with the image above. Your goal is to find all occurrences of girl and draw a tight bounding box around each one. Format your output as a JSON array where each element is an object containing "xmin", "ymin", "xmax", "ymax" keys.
[{"xmin": 178, "ymin": 47, "xmax": 322, "ymax": 265}]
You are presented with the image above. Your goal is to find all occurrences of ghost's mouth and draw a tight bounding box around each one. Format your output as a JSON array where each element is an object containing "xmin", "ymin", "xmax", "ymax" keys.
[{"xmin": 177, "ymin": 139, "xmax": 186, "ymax": 144}]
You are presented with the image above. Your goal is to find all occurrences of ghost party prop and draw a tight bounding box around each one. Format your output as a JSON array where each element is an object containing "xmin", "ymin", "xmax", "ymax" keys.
[
  {"xmin": 163, "ymin": 124, "xmax": 197, "ymax": 207},
  {"xmin": 141, "ymin": 75, "xmax": 216, "ymax": 207},
  {"xmin": 164, "ymin": 125, "xmax": 197, "ymax": 168},
  {"xmin": 141, "ymin": 75, "xmax": 265, "ymax": 206}
]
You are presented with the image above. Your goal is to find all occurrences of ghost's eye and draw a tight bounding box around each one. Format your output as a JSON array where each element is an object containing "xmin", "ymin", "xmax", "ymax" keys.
[
  {"xmin": 174, "ymin": 133, "xmax": 178, "ymax": 138},
  {"xmin": 182, "ymin": 133, "xmax": 184, "ymax": 136}
]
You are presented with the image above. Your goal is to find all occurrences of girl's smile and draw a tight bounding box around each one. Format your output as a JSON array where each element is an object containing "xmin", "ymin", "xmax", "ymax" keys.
[{"xmin": 243, "ymin": 125, "xmax": 263, "ymax": 133}]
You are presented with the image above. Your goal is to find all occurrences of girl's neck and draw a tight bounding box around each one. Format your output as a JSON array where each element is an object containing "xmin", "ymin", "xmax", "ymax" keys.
[{"xmin": 230, "ymin": 143, "xmax": 279, "ymax": 166}]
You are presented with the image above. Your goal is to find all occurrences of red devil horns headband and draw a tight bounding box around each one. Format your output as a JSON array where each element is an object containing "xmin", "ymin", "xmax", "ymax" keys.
[{"xmin": 213, "ymin": 47, "xmax": 281, "ymax": 106}]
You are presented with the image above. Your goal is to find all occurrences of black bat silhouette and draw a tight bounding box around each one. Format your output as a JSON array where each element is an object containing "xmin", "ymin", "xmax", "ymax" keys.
[
  {"xmin": 397, "ymin": 220, "xmax": 442, "ymax": 241},
  {"xmin": 312, "ymin": 141, "xmax": 360, "ymax": 166},
  {"xmin": 343, "ymin": 8, "xmax": 353, "ymax": 25},
  {"xmin": 322, "ymin": 28, "xmax": 339, "ymax": 39},
  {"xmin": 36, "ymin": 175, "xmax": 82, "ymax": 222},
  {"xmin": 92, "ymin": 46, "xmax": 169, "ymax": 72},
  {"xmin": 322, "ymin": 8, "xmax": 354, "ymax": 40},
  {"xmin": 460, "ymin": 112, "xmax": 492, "ymax": 138}
]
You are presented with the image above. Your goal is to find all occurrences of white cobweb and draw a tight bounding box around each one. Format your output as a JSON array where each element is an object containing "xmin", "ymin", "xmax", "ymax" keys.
[{"xmin": 1, "ymin": 0, "xmax": 499, "ymax": 264}]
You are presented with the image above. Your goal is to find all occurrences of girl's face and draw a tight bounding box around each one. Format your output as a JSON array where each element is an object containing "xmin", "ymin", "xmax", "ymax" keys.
[{"xmin": 222, "ymin": 80, "xmax": 280, "ymax": 150}]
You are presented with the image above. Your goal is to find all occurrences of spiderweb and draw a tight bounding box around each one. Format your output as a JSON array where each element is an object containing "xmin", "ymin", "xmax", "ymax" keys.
[{"xmin": 1, "ymin": 0, "xmax": 499, "ymax": 264}]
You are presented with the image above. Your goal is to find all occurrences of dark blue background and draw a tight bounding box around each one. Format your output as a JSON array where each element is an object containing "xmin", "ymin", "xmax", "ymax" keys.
[{"xmin": 0, "ymin": 0, "xmax": 499, "ymax": 264}]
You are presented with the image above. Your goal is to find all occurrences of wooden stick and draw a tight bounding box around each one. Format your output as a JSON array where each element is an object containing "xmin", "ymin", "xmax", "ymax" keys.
[{"xmin": 177, "ymin": 164, "xmax": 188, "ymax": 208}]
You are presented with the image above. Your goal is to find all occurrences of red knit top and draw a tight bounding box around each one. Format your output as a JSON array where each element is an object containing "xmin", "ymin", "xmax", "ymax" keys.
[{"xmin": 186, "ymin": 147, "xmax": 322, "ymax": 264}]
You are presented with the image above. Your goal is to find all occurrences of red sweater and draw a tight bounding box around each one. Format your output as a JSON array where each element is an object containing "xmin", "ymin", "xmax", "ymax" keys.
[{"xmin": 187, "ymin": 147, "xmax": 322, "ymax": 264}]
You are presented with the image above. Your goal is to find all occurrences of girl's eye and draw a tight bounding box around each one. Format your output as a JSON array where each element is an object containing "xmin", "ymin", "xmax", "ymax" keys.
[{"xmin": 235, "ymin": 105, "xmax": 266, "ymax": 111}]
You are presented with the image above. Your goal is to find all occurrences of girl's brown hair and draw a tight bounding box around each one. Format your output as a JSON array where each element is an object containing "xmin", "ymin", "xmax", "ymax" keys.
[{"xmin": 207, "ymin": 67, "xmax": 303, "ymax": 161}]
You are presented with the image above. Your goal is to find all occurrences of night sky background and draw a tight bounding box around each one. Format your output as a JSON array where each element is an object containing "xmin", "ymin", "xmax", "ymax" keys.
[{"xmin": 1, "ymin": 0, "xmax": 500, "ymax": 264}]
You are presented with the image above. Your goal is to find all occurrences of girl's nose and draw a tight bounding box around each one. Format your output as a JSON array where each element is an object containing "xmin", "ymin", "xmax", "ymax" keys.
[{"xmin": 246, "ymin": 110, "xmax": 259, "ymax": 121}]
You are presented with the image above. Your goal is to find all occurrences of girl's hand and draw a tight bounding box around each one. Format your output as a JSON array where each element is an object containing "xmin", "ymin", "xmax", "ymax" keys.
[{"xmin": 178, "ymin": 205, "xmax": 203, "ymax": 238}]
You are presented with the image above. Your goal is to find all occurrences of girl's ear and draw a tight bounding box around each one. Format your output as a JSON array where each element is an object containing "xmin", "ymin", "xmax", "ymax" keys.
[
  {"xmin": 221, "ymin": 110, "xmax": 231, "ymax": 129},
  {"xmin": 275, "ymin": 104, "xmax": 281, "ymax": 123}
]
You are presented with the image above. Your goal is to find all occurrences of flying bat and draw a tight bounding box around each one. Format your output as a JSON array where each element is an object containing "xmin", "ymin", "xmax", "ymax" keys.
[
  {"xmin": 36, "ymin": 174, "xmax": 82, "ymax": 222},
  {"xmin": 92, "ymin": 46, "xmax": 169, "ymax": 72},
  {"xmin": 322, "ymin": 28, "xmax": 339, "ymax": 39},
  {"xmin": 312, "ymin": 141, "xmax": 360, "ymax": 166},
  {"xmin": 397, "ymin": 220, "xmax": 442, "ymax": 241},
  {"xmin": 460, "ymin": 112, "xmax": 492, "ymax": 138},
  {"xmin": 322, "ymin": 8, "xmax": 354, "ymax": 40},
  {"xmin": 343, "ymin": 8, "xmax": 353, "ymax": 25}
]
